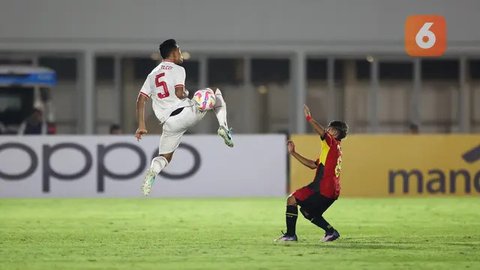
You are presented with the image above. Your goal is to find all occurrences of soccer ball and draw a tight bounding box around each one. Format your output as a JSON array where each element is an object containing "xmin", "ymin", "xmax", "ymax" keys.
[{"xmin": 193, "ymin": 88, "xmax": 216, "ymax": 111}]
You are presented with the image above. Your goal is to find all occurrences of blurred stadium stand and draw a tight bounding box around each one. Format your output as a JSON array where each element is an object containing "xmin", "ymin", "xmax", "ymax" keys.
[{"xmin": 0, "ymin": 0, "xmax": 479, "ymax": 135}]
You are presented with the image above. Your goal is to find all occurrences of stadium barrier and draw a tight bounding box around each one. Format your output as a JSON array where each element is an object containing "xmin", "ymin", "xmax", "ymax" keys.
[
  {"xmin": 290, "ymin": 135, "xmax": 480, "ymax": 197},
  {"xmin": 0, "ymin": 135, "xmax": 287, "ymax": 197}
]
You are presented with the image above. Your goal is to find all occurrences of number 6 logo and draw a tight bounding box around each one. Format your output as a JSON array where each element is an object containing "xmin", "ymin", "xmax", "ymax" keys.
[
  {"xmin": 405, "ymin": 15, "xmax": 446, "ymax": 57},
  {"xmin": 416, "ymin": 22, "xmax": 435, "ymax": 49}
]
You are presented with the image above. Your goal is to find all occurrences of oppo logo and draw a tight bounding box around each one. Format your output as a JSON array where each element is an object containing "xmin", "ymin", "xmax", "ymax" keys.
[{"xmin": 0, "ymin": 142, "xmax": 201, "ymax": 193}]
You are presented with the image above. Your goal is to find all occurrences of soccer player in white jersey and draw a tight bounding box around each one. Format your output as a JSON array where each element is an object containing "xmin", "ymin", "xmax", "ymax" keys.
[{"xmin": 135, "ymin": 39, "xmax": 233, "ymax": 196}]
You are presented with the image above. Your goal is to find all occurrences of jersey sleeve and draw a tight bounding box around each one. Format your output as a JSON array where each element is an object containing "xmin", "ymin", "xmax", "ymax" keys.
[
  {"xmin": 139, "ymin": 76, "xmax": 152, "ymax": 99},
  {"xmin": 174, "ymin": 67, "xmax": 186, "ymax": 88},
  {"xmin": 321, "ymin": 132, "xmax": 335, "ymax": 147}
]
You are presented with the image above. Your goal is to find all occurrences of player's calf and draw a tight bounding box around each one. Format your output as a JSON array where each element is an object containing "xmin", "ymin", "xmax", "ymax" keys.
[
  {"xmin": 309, "ymin": 214, "xmax": 340, "ymax": 242},
  {"xmin": 282, "ymin": 195, "xmax": 298, "ymax": 238},
  {"xmin": 212, "ymin": 88, "xmax": 234, "ymax": 147},
  {"xmin": 299, "ymin": 206, "xmax": 312, "ymax": 220},
  {"xmin": 142, "ymin": 155, "xmax": 169, "ymax": 196}
]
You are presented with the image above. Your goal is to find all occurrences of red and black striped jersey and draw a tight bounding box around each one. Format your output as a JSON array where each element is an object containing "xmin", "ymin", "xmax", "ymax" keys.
[{"xmin": 310, "ymin": 133, "xmax": 343, "ymax": 199}]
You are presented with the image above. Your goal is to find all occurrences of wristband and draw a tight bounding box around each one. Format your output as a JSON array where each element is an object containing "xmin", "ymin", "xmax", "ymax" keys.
[{"xmin": 306, "ymin": 115, "xmax": 312, "ymax": 122}]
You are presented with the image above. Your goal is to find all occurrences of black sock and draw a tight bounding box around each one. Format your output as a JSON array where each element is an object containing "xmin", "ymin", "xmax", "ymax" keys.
[
  {"xmin": 285, "ymin": 205, "xmax": 298, "ymax": 236},
  {"xmin": 311, "ymin": 215, "xmax": 335, "ymax": 234}
]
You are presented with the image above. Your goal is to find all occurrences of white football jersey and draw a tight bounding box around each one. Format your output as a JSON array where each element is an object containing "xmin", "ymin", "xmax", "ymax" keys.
[{"xmin": 139, "ymin": 60, "xmax": 191, "ymax": 123}]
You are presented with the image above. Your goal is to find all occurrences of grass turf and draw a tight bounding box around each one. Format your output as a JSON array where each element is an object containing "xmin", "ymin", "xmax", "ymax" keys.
[{"xmin": 1, "ymin": 198, "xmax": 479, "ymax": 270}]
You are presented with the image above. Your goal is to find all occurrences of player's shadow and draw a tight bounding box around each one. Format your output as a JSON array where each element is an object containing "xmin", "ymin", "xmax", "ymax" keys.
[
  {"xmin": 315, "ymin": 237, "xmax": 427, "ymax": 250},
  {"xmin": 321, "ymin": 243, "xmax": 413, "ymax": 250}
]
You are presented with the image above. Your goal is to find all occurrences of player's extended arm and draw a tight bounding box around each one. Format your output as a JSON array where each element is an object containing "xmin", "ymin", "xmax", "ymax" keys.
[
  {"xmin": 287, "ymin": 140, "xmax": 317, "ymax": 169},
  {"xmin": 304, "ymin": 104, "xmax": 326, "ymax": 137},
  {"xmin": 175, "ymin": 86, "xmax": 189, "ymax": 99},
  {"xmin": 135, "ymin": 94, "xmax": 148, "ymax": 141}
]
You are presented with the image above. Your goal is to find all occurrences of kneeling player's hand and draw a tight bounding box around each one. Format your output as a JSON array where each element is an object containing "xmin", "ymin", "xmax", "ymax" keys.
[
  {"xmin": 287, "ymin": 140, "xmax": 295, "ymax": 154},
  {"xmin": 304, "ymin": 104, "xmax": 312, "ymax": 118},
  {"xmin": 135, "ymin": 128, "xmax": 148, "ymax": 141}
]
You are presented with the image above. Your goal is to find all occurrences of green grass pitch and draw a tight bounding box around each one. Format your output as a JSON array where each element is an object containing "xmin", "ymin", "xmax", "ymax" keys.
[{"xmin": 1, "ymin": 198, "xmax": 479, "ymax": 269}]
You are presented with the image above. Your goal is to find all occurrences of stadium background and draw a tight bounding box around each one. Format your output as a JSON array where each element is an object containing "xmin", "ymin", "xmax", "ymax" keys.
[
  {"xmin": 1, "ymin": 0, "xmax": 479, "ymax": 135},
  {"xmin": 1, "ymin": 1, "xmax": 479, "ymax": 269}
]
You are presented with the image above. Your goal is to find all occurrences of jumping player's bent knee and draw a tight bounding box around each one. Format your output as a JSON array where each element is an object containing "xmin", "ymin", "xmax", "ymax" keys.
[
  {"xmin": 286, "ymin": 195, "xmax": 297, "ymax": 206},
  {"xmin": 160, "ymin": 152, "xmax": 174, "ymax": 162}
]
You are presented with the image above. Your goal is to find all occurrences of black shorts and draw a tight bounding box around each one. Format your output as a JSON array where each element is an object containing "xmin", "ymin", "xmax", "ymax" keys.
[
  {"xmin": 170, "ymin": 107, "xmax": 184, "ymax": 116},
  {"xmin": 293, "ymin": 186, "xmax": 335, "ymax": 216}
]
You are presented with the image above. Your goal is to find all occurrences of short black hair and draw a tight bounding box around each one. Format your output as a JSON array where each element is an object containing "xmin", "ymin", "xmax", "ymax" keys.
[
  {"xmin": 32, "ymin": 108, "xmax": 43, "ymax": 115},
  {"xmin": 159, "ymin": 39, "xmax": 179, "ymax": 59},
  {"xmin": 328, "ymin": 120, "xmax": 348, "ymax": 140}
]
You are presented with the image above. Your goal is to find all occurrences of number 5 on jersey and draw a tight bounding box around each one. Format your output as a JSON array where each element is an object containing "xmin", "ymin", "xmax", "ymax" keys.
[
  {"xmin": 155, "ymin": 72, "xmax": 170, "ymax": 99},
  {"xmin": 405, "ymin": 15, "xmax": 446, "ymax": 57}
]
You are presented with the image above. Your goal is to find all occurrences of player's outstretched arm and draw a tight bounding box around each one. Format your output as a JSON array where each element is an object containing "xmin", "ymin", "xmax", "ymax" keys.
[
  {"xmin": 287, "ymin": 140, "xmax": 317, "ymax": 169},
  {"xmin": 135, "ymin": 93, "xmax": 148, "ymax": 141},
  {"xmin": 304, "ymin": 104, "xmax": 326, "ymax": 138}
]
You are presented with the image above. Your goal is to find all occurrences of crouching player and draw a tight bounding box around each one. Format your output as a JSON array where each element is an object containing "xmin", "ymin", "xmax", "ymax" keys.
[{"xmin": 276, "ymin": 105, "xmax": 348, "ymax": 242}]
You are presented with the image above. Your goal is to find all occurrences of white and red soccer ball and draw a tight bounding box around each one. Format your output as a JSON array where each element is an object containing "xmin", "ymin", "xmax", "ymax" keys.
[{"xmin": 193, "ymin": 88, "xmax": 216, "ymax": 111}]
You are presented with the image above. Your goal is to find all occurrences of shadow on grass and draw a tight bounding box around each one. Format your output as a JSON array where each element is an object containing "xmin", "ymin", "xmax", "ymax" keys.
[{"xmin": 272, "ymin": 237, "xmax": 438, "ymax": 250}]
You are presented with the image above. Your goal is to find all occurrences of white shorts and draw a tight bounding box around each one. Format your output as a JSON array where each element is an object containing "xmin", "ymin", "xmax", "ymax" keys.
[{"xmin": 158, "ymin": 106, "xmax": 206, "ymax": 154}]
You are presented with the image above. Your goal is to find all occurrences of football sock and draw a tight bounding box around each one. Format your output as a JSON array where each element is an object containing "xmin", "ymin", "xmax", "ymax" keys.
[
  {"xmin": 286, "ymin": 205, "xmax": 298, "ymax": 236},
  {"xmin": 213, "ymin": 88, "xmax": 229, "ymax": 128},
  {"xmin": 150, "ymin": 156, "xmax": 168, "ymax": 175},
  {"xmin": 311, "ymin": 215, "xmax": 335, "ymax": 234}
]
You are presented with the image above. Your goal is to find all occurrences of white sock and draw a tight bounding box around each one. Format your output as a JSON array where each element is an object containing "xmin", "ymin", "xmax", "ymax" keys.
[
  {"xmin": 150, "ymin": 156, "xmax": 169, "ymax": 175},
  {"xmin": 213, "ymin": 88, "xmax": 229, "ymax": 128}
]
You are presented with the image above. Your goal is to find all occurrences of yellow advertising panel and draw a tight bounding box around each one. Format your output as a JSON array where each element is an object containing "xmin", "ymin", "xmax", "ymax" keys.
[{"xmin": 289, "ymin": 135, "xmax": 480, "ymax": 197}]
